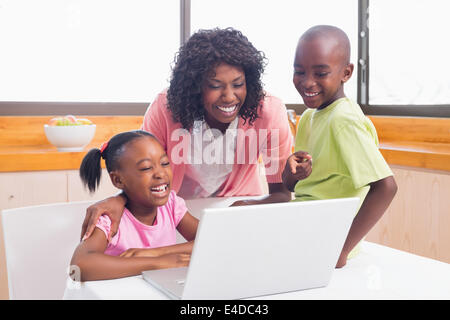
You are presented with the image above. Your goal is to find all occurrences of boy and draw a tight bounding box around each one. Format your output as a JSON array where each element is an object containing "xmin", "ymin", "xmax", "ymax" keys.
[{"xmin": 282, "ymin": 25, "xmax": 397, "ymax": 268}]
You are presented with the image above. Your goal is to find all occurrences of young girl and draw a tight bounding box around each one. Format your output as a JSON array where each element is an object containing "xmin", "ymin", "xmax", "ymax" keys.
[{"xmin": 71, "ymin": 130, "xmax": 199, "ymax": 281}]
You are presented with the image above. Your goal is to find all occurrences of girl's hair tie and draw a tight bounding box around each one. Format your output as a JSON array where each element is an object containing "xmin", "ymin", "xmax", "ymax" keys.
[{"xmin": 100, "ymin": 141, "xmax": 108, "ymax": 159}]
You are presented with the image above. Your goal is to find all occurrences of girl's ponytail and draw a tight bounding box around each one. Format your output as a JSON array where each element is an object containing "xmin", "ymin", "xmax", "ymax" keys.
[{"xmin": 79, "ymin": 148, "xmax": 103, "ymax": 193}]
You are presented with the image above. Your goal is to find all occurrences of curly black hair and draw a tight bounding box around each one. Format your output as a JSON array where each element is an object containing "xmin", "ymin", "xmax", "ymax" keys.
[{"xmin": 167, "ymin": 27, "xmax": 267, "ymax": 130}]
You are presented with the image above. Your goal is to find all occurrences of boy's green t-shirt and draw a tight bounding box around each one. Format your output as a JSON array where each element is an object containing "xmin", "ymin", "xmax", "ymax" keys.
[
  {"xmin": 293, "ymin": 98, "xmax": 393, "ymax": 258},
  {"xmin": 294, "ymin": 97, "xmax": 392, "ymax": 204}
]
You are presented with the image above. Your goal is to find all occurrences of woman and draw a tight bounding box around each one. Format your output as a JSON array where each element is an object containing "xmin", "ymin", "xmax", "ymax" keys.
[{"xmin": 81, "ymin": 28, "xmax": 293, "ymax": 240}]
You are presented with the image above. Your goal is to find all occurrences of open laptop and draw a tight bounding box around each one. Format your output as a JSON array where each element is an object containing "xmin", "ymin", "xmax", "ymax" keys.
[{"xmin": 142, "ymin": 197, "xmax": 359, "ymax": 300}]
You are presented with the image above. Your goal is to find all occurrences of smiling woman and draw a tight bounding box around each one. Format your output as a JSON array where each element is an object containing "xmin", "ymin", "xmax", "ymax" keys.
[
  {"xmin": 142, "ymin": 28, "xmax": 292, "ymax": 202},
  {"xmin": 202, "ymin": 63, "xmax": 247, "ymax": 132},
  {"xmin": 166, "ymin": 28, "xmax": 265, "ymax": 132},
  {"xmin": 80, "ymin": 27, "xmax": 294, "ymax": 241}
]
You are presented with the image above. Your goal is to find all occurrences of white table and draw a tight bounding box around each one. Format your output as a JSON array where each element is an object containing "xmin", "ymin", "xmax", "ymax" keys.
[
  {"xmin": 63, "ymin": 241, "xmax": 450, "ymax": 300},
  {"xmin": 63, "ymin": 197, "xmax": 450, "ymax": 300}
]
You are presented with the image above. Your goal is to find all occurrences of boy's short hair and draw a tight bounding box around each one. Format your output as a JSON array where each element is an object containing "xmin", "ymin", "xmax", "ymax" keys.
[{"xmin": 301, "ymin": 25, "xmax": 351, "ymax": 64}]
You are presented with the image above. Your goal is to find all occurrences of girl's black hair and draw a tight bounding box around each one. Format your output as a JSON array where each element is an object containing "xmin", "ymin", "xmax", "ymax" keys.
[
  {"xmin": 79, "ymin": 130, "xmax": 155, "ymax": 193},
  {"xmin": 167, "ymin": 27, "xmax": 267, "ymax": 130}
]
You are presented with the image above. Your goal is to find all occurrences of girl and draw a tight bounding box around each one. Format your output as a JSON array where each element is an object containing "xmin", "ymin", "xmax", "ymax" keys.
[
  {"xmin": 81, "ymin": 27, "xmax": 294, "ymax": 241},
  {"xmin": 71, "ymin": 130, "xmax": 199, "ymax": 281}
]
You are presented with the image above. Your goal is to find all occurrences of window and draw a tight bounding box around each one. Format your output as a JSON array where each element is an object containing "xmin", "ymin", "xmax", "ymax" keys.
[
  {"xmin": 0, "ymin": 0, "xmax": 179, "ymax": 104},
  {"xmin": 358, "ymin": 0, "xmax": 450, "ymax": 117},
  {"xmin": 369, "ymin": 0, "xmax": 450, "ymax": 106},
  {"xmin": 1, "ymin": 0, "xmax": 448, "ymax": 117},
  {"xmin": 191, "ymin": 0, "xmax": 358, "ymax": 105}
]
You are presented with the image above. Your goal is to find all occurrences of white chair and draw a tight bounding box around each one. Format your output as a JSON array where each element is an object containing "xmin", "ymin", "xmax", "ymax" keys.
[{"xmin": 1, "ymin": 200, "xmax": 95, "ymax": 299}]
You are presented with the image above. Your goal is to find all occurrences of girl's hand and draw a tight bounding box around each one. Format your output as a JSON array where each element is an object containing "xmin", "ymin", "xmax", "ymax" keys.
[
  {"xmin": 81, "ymin": 194, "xmax": 127, "ymax": 242},
  {"xmin": 121, "ymin": 251, "xmax": 191, "ymax": 269},
  {"xmin": 119, "ymin": 248, "xmax": 163, "ymax": 258},
  {"xmin": 157, "ymin": 253, "xmax": 191, "ymax": 269},
  {"xmin": 120, "ymin": 241, "xmax": 195, "ymax": 259}
]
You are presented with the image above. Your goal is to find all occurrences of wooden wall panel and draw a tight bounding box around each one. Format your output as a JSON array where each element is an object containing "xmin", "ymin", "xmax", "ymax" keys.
[
  {"xmin": 368, "ymin": 116, "xmax": 450, "ymax": 144},
  {"xmin": 67, "ymin": 169, "xmax": 119, "ymax": 202},
  {"xmin": 0, "ymin": 171, "xmax": 68, "ymax": 209},
  {"xmin": 366, "ymin": 165, "xmax": 450, "ymax": 263}
]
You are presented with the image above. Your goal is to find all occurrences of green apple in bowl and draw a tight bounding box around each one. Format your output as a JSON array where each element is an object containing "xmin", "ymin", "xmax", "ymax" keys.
[
  {"xmin": 44, "ymin": 115, "xmax": 96, "ymax": 152},
  {"xmin": 75, "ymin": 118, "xmax": 93, "ymax": 125},
  {"xmin": 48, "ymin": 115, "xmax": 93, "ymax": 126}
]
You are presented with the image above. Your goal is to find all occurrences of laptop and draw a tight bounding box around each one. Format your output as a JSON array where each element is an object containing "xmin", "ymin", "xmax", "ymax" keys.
[{"xmin": 142, "ymin": 197, "xmax": 359, "ymax": 300}]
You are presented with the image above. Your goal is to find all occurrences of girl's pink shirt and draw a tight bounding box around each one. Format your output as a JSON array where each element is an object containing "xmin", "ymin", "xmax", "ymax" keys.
[
  {"xmin": 95, "ymin": 191, "xmax": 187, "ymax": 256},
  {"xmin": 141, "ymin": 90, "xmax": 293, "ymax": 197}
]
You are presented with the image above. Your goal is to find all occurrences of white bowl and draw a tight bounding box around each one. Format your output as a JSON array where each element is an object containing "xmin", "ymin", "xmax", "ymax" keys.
[{"xmin": 44, "ymin": 124, "xmax": 96, "ymax": 152}]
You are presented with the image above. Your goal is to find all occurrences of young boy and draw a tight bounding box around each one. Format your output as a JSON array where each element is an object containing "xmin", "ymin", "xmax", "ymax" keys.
[{"xmin": 282, "ymin": 25, "xmax": 398, "ymax": 268}]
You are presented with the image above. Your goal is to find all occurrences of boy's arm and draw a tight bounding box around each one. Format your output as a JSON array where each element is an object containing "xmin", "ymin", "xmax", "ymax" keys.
[
  {"xmin": 230, "ymin": 151, "xmax": 313, "ymax": 206},
  {"xmin": 230, "ymin": 96, "xmax": 294, "ymax": 207},
  {"xmin": 336, "ymin": 176, "xmax": 398, "ymax": 268},
  {"xmin": 70, "ymin": 228, "xmax": 189, "ymax": 281},
  {"xmin": 230, "ymin": 183, "xmax": 292, "ymax": 206}
]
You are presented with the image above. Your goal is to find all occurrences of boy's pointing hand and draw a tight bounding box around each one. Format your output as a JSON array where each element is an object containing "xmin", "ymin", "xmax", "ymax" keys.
[
  {"xmin": 288, "ymin": 151, "xmax": 312, "ymax": 179},
  {"xmin": 282, "ymin": 151, "xmax": 312, "ymax": 191}
]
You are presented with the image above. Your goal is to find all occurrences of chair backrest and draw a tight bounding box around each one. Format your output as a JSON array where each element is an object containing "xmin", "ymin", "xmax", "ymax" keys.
[{"xmin": 1, "ymin": 200, "xmax": 95, "ymax": 299}]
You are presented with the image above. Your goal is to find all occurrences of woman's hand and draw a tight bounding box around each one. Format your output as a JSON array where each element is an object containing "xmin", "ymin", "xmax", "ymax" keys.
[{"xmin": 81, "ymin": 193, "xmax": 127, "ymax": 241}]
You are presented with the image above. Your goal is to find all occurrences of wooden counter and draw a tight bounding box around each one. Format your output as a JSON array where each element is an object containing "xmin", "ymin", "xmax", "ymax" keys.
[
  {"xmin": 0, "ymin": 115, "xmax": 449, "ymax": 172},
  {"xmin": 288, "ymin": 115, "xmax": 450, "ymax": 172},
  {"xmin": 370, "ymin": 116, "xmax": 450, "ymax": 172},
  {"xmin": 0, "ymin": 116, "xmax": 142, "ymax": 172}
]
